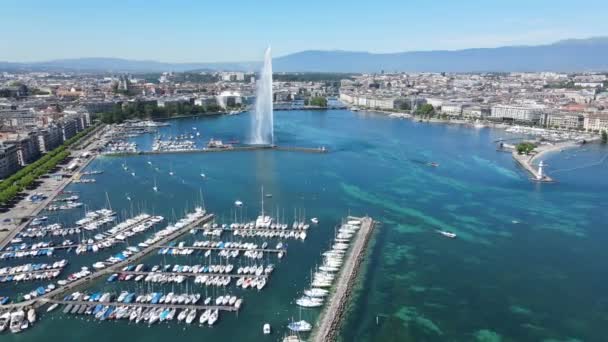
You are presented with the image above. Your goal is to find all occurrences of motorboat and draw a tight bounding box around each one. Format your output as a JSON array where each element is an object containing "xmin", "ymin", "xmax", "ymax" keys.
[
  {"xmin": 287, "ymin": 320, "xmax": 312, "ymax": 332},
  {"xmin": 436, "ymin": 230, "xmax": 456, "ymax": 238}
]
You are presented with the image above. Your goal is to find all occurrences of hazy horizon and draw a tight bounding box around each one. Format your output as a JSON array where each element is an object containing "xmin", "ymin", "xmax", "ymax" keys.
[{"xmin": 2, "ymin": 0, "xmax": 608, "ymax": 63}]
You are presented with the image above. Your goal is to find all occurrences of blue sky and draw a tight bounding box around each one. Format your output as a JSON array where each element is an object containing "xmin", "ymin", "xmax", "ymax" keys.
[{"xmin": 2, "ymin": 0, "xmax": 607, "ymax": 63}]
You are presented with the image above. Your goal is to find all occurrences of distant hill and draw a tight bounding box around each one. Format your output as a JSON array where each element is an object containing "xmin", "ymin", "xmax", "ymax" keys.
[
  {"xmin": 272, "ymin": 37, "xmax": 608, "ymax": 72},
  {"xmin": 0, "ymin": 58, "xmax": 255, "ymax": 73},
  {"xmin": 2, "ymin": 37, "xmax": 608, "ymax": 73}
]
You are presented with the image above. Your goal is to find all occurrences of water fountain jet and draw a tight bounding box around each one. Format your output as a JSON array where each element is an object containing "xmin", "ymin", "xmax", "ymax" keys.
[{"xmin": 251, "ymin": 47, "xmax": 274, "ymax": 145}]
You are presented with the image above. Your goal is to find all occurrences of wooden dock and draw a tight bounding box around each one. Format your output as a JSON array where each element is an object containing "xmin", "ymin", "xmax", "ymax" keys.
[
  {"xmin": 195, "ymin": 226, "xmax": 308, "ymax": 234},
  {"xmin": 51, "ymin": 216, "xmax": 160, "ymax": 251},
  {"xmin": 312, "ymin": 216, "xmax": 376, "ymax": 342},
  {"xmin": 156, "ymin": 245, "xmax": 285, "ymax": 254},
  {"xmin": 116, "ymin": 270, "xmax": 268, "ymax": 279},
  {"xmin": 41, "ymin": 298, "xmax": 239, "ymax": 312}
]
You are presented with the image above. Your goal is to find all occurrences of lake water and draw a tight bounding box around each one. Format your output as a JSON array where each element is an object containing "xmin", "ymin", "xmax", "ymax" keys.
[{"xmin": 2, "ymin": 110, "xmax": 607, "ymax": 341}]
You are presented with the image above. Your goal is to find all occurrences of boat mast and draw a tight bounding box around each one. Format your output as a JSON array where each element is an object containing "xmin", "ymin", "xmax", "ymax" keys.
[
  {"xmin": 260, "ymin": 186, "xmax": 265, "ymax": 217},
  {"xmin": 105, "ymin": 192, "xmax": 112, "ymax": 211}
]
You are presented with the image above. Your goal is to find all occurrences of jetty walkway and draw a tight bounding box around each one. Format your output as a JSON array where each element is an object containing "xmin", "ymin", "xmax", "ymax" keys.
[
  {"xmin": 115, "ymin": 270, "xmax": 268, "ymax": 280},
  {"xmin": 102, "ymin": 145, "xmax": 327, "ymax": 157},
  {"xmin": 312, "ymin": 216, "xmax": 376, "ymax": 342},
  {"xmin": 41, "ymin": 299, "xmax": 239, "ymax": 312},
  {"xmin": 512, "ymin": 151, "xmax": 554, "ymax": 182},
  {"xmin": 155, "ymin": 245, "xmax": 285, "ymax": 254}
]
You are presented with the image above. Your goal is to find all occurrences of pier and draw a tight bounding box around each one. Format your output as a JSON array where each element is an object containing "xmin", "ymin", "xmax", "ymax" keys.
[
  {"xmin": 155, "ymin": 245, "xmax": 286, "ymax": 254},
  {"xmin": 3, "ymin": 213, "xmax": 215, "ymax": 310},
  {"xmin": 115, "ymin": 271, "xmax": 268, "ymax": 280},
  {"xmin": 312, "ymin": 216, "xmax": 376, "ymax": 342},
  {"xmin": 102, "ymin": 145, "xmax": 328, "ymax": 157},
  {"xmin": 50, "ymin": 215, "xmax": 161, "ymax": 251},
  {"xmin": 40, "ymin": 298, "xmax": 239, "ymax": 312},
  {"xmin": 512, "ymin": 151, "xmax": 554, "ymax": 182}
]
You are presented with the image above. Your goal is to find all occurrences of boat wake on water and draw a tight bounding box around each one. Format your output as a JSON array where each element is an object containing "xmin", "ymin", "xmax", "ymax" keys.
[{"xmin": 549, "ymin": 153, "xmax": 608, "ymax": 175}]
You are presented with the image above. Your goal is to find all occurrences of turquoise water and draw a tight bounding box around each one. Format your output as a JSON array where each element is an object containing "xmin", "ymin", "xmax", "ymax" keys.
[{"xmin": 2, "ymin": 110, "xmax": 607, "ymax": 341}]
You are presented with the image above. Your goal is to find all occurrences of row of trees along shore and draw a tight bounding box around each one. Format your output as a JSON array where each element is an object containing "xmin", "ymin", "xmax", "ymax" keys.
[
  {"xmin": 0, "ymin": 125, "xmax": 97, "ymax": 204},
  {"xmin": 99, "ymin": 102, "xmax": 224, "ymax": 124}
]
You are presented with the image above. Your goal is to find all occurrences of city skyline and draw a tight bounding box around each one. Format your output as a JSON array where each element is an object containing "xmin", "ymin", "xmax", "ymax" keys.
[{"xmin": 2, "ymin": 0, "xmax": 608, "ymax": 63}]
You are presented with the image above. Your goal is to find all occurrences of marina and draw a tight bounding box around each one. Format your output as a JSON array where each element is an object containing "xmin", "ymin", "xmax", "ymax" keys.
[
  {"xmin": 0, "ymin": 108, "xmax": 603, "ymax": 341},
  {"xmin": 0, "ymin": 209, "xmax": 214, "ymax": 311}
]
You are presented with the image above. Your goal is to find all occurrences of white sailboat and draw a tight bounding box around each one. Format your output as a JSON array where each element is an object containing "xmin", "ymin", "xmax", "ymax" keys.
[{"xmin": 153, "ymin": 177, "xmax": 158, "ymax": 192}]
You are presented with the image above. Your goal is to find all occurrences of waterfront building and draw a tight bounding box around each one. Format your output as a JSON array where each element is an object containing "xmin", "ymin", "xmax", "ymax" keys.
[
  {"xmin": 425, "ymin": 98, "xmax": 444, "ymax": 108},
  {"xmin": 82, "ymin": 100, "xmax": 117, "ymax": 114},
  {"xmin": 60, "ymin": 117, "xmax": 78, "ymax": 141},
  {"xmin": 490, "ymin": 104, "xmax": 545, "ymax": 123},
  {"xmin": 544, "ymin": 112, "xmax": 584, "ymax": 130},
  {"xmin": 194, "ymin": 96, "xmax": 216, "ymax": 107},
  {"xmin": 0, "ymin": 144, "xmax": 20, "ymax": 179},
  {"xmin": 584, "ymin": 113, "xmax": 608, "ymax": 132},
  {"xmin": 441, "ymin": 103, "xmax": 464, "ymax": 117},
  {"xmin": 37, "ymin": 125, "xmax": 63, "ymax": 153},
  {"xmin": 0, "ymin": 108, "xmax": 38, "ymax": 128},
  {"xmin": 157, "ymin": 97, "xmax": 192, "ymax": 108},
  {"xmin": 3, "ymin": 132, "xmax": 41, "ymax": 166},
  {"xmin": 462, "ymin": 105, "xmax": 489, "ymax": 119},
  {"xmin": 216, "ymin": 91, "xmax": 242, "ymax": 109}
]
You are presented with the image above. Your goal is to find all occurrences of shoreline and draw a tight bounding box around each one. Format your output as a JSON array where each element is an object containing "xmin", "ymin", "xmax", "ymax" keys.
[
  {"xmin": 513, "ymin": 138, "xmax": 600, "ymax": 182},
  {"xmin": 360, "ymin": 108, "xmax": 512, "ymax": 130},
  {"xmin": 0, "ymin": 125, "xmax": 107, "ymax": 248}
]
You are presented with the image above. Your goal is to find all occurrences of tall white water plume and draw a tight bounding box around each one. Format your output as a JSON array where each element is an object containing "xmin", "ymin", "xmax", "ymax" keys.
[{"xmin": 251, "ymin": 47, "xmax": 274, "ymax": 145}]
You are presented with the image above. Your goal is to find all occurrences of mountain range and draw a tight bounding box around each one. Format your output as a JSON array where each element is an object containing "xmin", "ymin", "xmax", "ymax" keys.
[{"xmin": 2, "ymin": 37, "xmax": 608, "ymax": 73}]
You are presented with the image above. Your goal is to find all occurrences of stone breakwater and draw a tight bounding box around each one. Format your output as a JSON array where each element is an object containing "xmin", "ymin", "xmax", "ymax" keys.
[{"xmin": 313, "ymin": 217, "xmax": 376, "ymax": 342}]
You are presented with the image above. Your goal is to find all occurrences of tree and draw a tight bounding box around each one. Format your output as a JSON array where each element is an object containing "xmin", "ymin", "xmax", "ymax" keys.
[
  {"xmin": 516, "ymin": 142, "xmax": 536, "ymax": 155},
  {"xmin": 415, "ymin": 104, "xmax": 435, "ymax": 116},
  {"xmin": 309, "ymin": 97, "xmax": 328, "ymax": 107},
  {"xmin": 602, "ymin": 130, "xmax": 607, "ymax": 143}
]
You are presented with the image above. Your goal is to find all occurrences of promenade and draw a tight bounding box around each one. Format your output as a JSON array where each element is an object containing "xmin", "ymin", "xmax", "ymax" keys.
[{"xmin": 0, "ymin": 125, "xmax": 108, "ymax": 249}]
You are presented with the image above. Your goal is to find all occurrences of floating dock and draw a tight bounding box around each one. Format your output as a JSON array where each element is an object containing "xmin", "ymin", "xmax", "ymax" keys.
[
  {"xmin": 115, "ymin": 270, "xmax": 268, "ymax": 280},
  {"xmin": 312, "ymin": 216, "xmax": 376, "ymax": 342},
  {"xmin": 42, "ymin": 299, "xmax": 239, "ymax": 312},
  {"xmin": 155, "ymin": 245, "xmax": 286, "ymax": 254}
]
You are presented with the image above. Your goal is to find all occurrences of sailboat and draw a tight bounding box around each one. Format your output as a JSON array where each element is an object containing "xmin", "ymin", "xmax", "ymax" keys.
[
  {"xmin": 153, "ymin": 178, "xmax": 158, "ymax": 192},
  {"xmin": 169, "ymin": 163, "xmax": 174, "ymax": 176}
]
